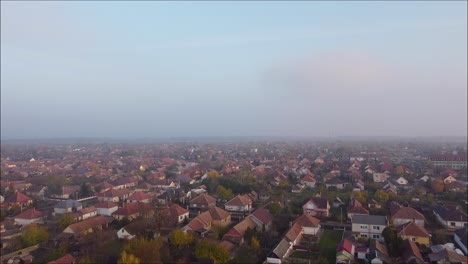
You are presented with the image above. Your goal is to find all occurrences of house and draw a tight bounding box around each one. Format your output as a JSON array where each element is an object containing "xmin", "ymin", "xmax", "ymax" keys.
[
  {"xmin": 94, "ymin": 201, "xmax": 118, "ymax": 216},
  {"xmin": 270, "ymin": 214, "xmax": 320, "ymax": 261},
  {"xmin": 97, "ymin": 188, "xmax": 131, "ymax": 203},
  {"xmin": 182, "ymin": 207, "xmax": 231, "ymax": 236},
  {"xmin": 250, "ymin": 207, "xmax": 273, "ymax": 231},
  {"xmin": 62, "ymin": 216, "xmax": 108, "ymax": 237},
  {"xmin": 325, "ymin": 177, "xmax": 349, "ymax": 190},
  {"xmin": 117, "ymin": 222, "xmax": 147, "ymax": 240},
  {"xmin": 371, "ymin": 241, "xmax": 391, "ymax": 264},
  {"xmin": 347, "ymin": 199, "xmax": 369, "ymax": 221},
  {"xmin": 300, "ymin": 175, "xmax": 316, "ymax": 188},
  {"xmin": 368, "ymin": 199, "xmax": 381, "ymax": 209},
  {"xmin": 351, "ymin": 215, "xmax": 387, "ymax": 240},
  {"xmin": 111, "ymin": 202, "xmax": 154, "ymax": 221},
  {"xmin": 25, "ymin": 185, "xmax": 47, "ymax": 199},
  {"xmin": 127, "ymin": 191, "xmax": 152, "ymax": 204},
  {"xmin": 160, "ymin": 204, "xmax": 189, "ymax": 226},
  {"xmin": 4, "ymin": 192, "xmax": 33, "ymax": 208},
  {"xmin": 157, "ymin": 188, "xmax": 186, "ymax": 205},
  {"xmin": 222, "ymin": 216, "xmax": 257, "ymax": 244},
  {"xmin": 224, "ymin": 195, "xmax": 252, "ymax": 214},
  {"xmin": 429, "ymin": 247, "xmax": 468, "ymax": 264},
  {"xmin": 48, "ymin": 254, "xmax": 76, "ymax": 264},
  {"xmin": 395, "ymin": 177, "xmax": 408, "ymax": 185},
  {"xmin": 454, "ymin": 227, "xmax": 468, "ymax": 255},
  {"xmin": 94, "ymin": 181, "xmax": 115, "ymax": 193},
  {"xmin": 402, "ymin": 239, "xmax": 424, "ymax": 264},
  {"xmin": 336, "ymin": 239, "xmax": 355, "ymax": 264},
  {"xmin": 372, "ymin": 173, "xmax": 389, "ymax": 183},
  {"xmin": 49, "ymin": 186, "xmax": 80, "ymax": 199},
  {"xmin": 14, "ymin": 208, "xmax": 44, "ymax": 226},
  {"xmin": 443, "ymin": 175, "xmax": 457, "ymax": 184},
  {"xmin": 391, "ymin": 206, "xmax": 425, "ymax": 227},
  {"xmin": 395, "ymin": 221, "xmax": 430, "ymax": 246},
  {"xmin": 54, "ymin": 200, "xmax": 83, "ymax": 215},
  {"xmin": 353, "ymin": 179, "xmax": 365, "ymax": 191},
  {"xmin": 433, "ymin": 205, "xmax": 467, "ymax": 230},
  {"xmin": 292, "ymin": 214, "xmax": 321, "ymax": 235},
  {"xmin": 189, "ymin": 193, "xmax": 216, "ymax": 212},
  {"xmin": 78, "ymin": 206, "xmax": 97, "ymax": 220},
  {"xmin": 302, "ymin": 196, "xmax": 330, "ymax": 217}
]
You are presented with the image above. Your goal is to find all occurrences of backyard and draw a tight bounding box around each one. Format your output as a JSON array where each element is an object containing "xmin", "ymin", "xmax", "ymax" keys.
[{"xmin": 288, "ymin": 230, "xmax": 343, "ymax": 264}]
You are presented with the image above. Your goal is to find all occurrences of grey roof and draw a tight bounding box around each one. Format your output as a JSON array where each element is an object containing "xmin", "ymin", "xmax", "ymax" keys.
[
  {"xmin": 352, "ymin": 214, "xmax": 387, "ymax": 225},
  {"xmin": 55, "ymin": 199, "xmax": 82, "ymax": 209},
  {"xmin": 454, "ymin": 227, "xmax": 467, "ymax": 249}
]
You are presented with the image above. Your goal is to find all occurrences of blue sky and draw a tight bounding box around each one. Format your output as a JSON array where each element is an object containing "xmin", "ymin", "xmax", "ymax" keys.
[{"xmin": 1, "ymin": 1, "xmax": 467, "ymax": 138}]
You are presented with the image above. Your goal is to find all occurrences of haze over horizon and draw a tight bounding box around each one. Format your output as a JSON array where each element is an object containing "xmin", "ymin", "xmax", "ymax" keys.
[{"xmin": 1, "ymin": 2, "xmax": 467, "ymax": 139}]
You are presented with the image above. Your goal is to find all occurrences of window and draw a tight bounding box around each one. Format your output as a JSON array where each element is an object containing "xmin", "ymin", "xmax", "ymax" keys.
[
  {"xmin": 412, "ymin": 238, "xmax": 416, "ymax": 242},
  {"xmin": 373, "ymin": 226, "xmax": 380, "ymax": 230},
  {"xmin": 361, "ymin": 225, "xmax": 368, "ymax": 229},
  {"xmin": 372, "ymin": 235, "xmax": 380, "ymax": 239},
  {"xmin": 451, "ymin": 222, "xmax": 456, "ymax": 226},
  {"xmin": 361, "ymin": 234, "xmax": 368, "ymax": 238}
]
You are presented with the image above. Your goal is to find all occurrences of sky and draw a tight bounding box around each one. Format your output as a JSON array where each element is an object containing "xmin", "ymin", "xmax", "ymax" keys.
[{"xmin": 1, "ymin": 1, "xmax": 467, "ymax": 139}]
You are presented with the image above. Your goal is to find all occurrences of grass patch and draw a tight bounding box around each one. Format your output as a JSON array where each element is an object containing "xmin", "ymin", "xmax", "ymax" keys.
[{"xmin": 318, "ymin": 229, "xmax": 343, "ymax": 263}]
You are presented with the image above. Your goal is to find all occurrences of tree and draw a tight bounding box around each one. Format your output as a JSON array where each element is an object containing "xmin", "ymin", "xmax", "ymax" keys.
[
  {"xmin": 121, "ymin": 237, "xmax": 161, "ymax": 264},
  {"xmin": 216, "ymin": 186, "xmax": 233, "ymax": 200},
  {"xmin": 431, "ymin": 179, "xmax": 444, "ymax": 193},
  {"xmin": 207, "ymin": 170, "xmax": 220, "ymax": 178},
  {"xmin": 353, "ymin": 191, "xmax": 367, "ymax": 204},
  {"xmin": 118, "ymin": 251, "xmax": 140, "ymax": 264},
  {"xmin": 382, "ymin": 226, "xmax": 401, "ymax": 257},
  {"xmin": 395, "ymin": 165, "xmax": 405, "ymax": 175},
  {"xmin": 250, "ymin": 237, "xmax": 260, "ymax": 252},
  {"xmin": 194, "ymin": 240, "xmax": 229, "ymax": 264},
  {"xmin": 59, "ymin": 213, "xmax": 75, "ymax": 230},
  {"xmin": 80, "ymin": 182, "xmax": 92, "ymax": 197},
  {"xmin": 374, "ymin": 189, "xmax": 389, "ymax": 203},
  {"xmin": 267, "ymin": 202, "xmax": 281, "ymax": 216},
  {"xmin": 169, "ymin": 230, "xmax": 193, "ymax": 249},
  {"xmin": 21, "ymin": 224, "xmax": 49, "ymax": 247}
]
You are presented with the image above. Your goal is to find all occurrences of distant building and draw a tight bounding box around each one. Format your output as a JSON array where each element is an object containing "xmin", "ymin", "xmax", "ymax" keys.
[
  {"xmin": 430, "ymin": 154, "xmax": 467, "ymax": 172},
  {"xmin": 352, "ymin": 215, "xmax": 387, "ymax": 240}
]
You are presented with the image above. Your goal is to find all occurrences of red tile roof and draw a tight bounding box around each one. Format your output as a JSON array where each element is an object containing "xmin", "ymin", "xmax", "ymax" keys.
[
  {"xmin": 64, "ymin": 216, "xmax": 108, "ymax": 234},
  {"xmin": 93, "ymin": 201, "xmax": 118, "ymax": 209},
  {"xmin": 337, "ymin": 239, "xmax": 354, "ymax": 254},
  {"xmin": 225, "ymin": 195, "xmax": 251, "ymax": 207},
  {"xmin": 5, "ymin": 192, "xmax": 33, "ymax": 204},
  {"xmin": 14, "ymin": 208, "xmax": 43, "ymax": 220},
  {"xmin": 396, "ymin": 221, "xmax": 429, "ymax": 238},
  {"xmin": 127, "ymin": 191, "xmax": 152, "ymax": 201},
  {"xmin": 251, "ymin": 208, "xmax": 273, "ymax": 225},
  {"xmin": 293, "ymin": 214, "xmax": 320, "ymax": 227},
  {"xmin": 112, "ymin": 202, "xmax": 153, "ymax": 217},
  {"xmin": 392, "ymin": 207, "xmax": 425, "ymax": 221},
  {"xmin": 190, "ymin": 193, "xmax": 216, "ymax": 205},
  {"xmin": 48, "ymin": 254, "xmax": 76, "ymax": 264}
]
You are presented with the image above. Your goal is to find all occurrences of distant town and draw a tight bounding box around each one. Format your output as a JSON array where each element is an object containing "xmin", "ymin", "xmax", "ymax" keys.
[{"xmin": 0, "ymin": 140, "xmax": 467, "ymax": 264}]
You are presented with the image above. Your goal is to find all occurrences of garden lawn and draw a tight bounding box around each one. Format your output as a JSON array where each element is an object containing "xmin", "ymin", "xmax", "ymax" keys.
[{"xmin": 318, "ymin": 229, "xmax": 343, "ymax": 263}]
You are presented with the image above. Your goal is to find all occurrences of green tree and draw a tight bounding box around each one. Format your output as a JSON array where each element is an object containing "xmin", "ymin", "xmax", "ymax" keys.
[
  {"xmin": 121, "ymin": 237, "xmax": 161, "ymax": 264},
  {"xmin": 47, "ymin": 242, "xmax": 69, "ymax": 262},
  {"xmin": 374, "ymin": 189, "xmax": 389, "ymax": 203},
  {"xmin": 207, "ymin": 170, "xmax": 220, "ymax": 178},
  {"xmin": 382, "ymin": 226, "xmax": 402, "ymax": 257},
  {"xmin": 194, "ymin": 240, "xmax": 229, "ymax": 264},
  {"xmin": 21, "ymin": 224, "xmax": 49, "ymax": 247},
  {"xmin": 118, "ymin": 251, "xmax": 140, "ymax": 264},
  {"xmin": 169, "ymin": 230, "xmax": 193, "ymax": 249},
  {"xmin": 250, "ymin": 237, "xmax": 260, "ymax": 252},
  {"xmin": 59, "ymin": 213, "xmax": 75, "ymax": 230},
  {"xmin": 267, "ymin": 202, "xmax": 281, "ymax": 216},
  {"xmin": 216, "ymin": 186, "xmax": 233, "ymax": 200},
  {"xmin": 80, "ymin": 182, "xmax": 92, "ymax": 197},
  {"xmin": 353, "ymin": 191, "xmax": 367, "ymax": 204}
]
